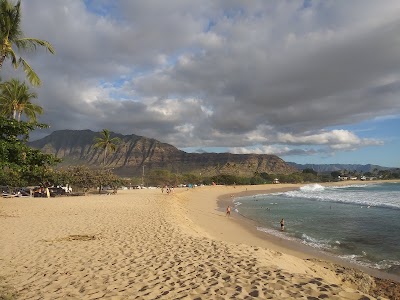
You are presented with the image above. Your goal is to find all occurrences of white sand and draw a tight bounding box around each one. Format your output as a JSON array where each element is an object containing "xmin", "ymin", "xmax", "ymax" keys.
[{"xmin": 0, "ymin": 186, "xmax": 386, "ymax": 299}]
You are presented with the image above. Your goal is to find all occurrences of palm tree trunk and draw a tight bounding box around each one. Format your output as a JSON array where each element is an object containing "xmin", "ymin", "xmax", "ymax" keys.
[
  {"xmin": 103, "ymin": 147, "xmax": 107, "ymax": 166},
  {"xmin": 13, "ymin": 110, "xmax": 17, "ymax": 119}
]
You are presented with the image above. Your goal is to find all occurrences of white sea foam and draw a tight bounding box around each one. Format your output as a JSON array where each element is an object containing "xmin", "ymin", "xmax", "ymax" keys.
[
  {"xmin": 256, "ymin": 227, "xmax": 333, "ymax": 251},
  {"xmin": 301, "ymin": 233, "xmax": 331, "ymax": 250},
  {"xmin": 239, "ymin": 183, "xmax": 400, "ymax": 274},
  {"xmin": 337, "ymin": 254, "xmax": 398, "ymax": 271},
  {"xmin": 376, "ymin": 260, "xmax": 400, "ymax": 270},
  {"xmin": 338, "ymin": 254, "xmax": 364, "ymax": 264},
  {"xmin": 257, "ymin": 228, "xmax": 400, "ymax": 271},
  {"xmin": 329, "ymin": 184, "xmax": 369, "ymax": 189},
  {"xmin": 256, "ymin": 226, "xmax": 296, "ymax": 241},
  {"xmin": 282, "ymin": 183, "xmax": 400, "ymax": 209},
  {"xmin": 299, "ymin": 184, "xmax": 325, "ymax": 192}
]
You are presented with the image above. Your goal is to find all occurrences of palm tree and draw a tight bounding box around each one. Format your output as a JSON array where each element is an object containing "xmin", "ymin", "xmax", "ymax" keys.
[
  {"xmin": 0, "ymin": 0, "xmax": 55, "ymax": 86},
  {"xmin": 0, "ymin": 78, "xmax": 43, "ymax": 121},
  {"xmin": 93, "ymin": 129, "xmax": 121, "ymax": 166},
  {"xmin": 15, "ymin": 94, "xmax": 43, "ymax": 121}
]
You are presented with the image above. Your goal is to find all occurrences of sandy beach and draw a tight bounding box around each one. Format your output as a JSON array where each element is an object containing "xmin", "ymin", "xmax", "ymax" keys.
[{"xmin": 0, "ymin": 185, "xmax": 398, "ymax": 299}]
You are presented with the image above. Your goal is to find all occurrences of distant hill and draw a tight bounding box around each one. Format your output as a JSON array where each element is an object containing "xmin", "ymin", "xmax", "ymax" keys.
[
  {"xmin": 29, "ymin": 130, "xmax": 298, "ymax": 177},
  {"xmin": 288, "ymin": 162, "xmax": 391, "ymax": 173}
]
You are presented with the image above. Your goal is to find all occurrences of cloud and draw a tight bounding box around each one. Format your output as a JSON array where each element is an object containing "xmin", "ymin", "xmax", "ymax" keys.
[
  {"xmin": 276, "ymin": 130, "xmax": 383, "ymax": 148},
  {"xmin": 230, "ymin": 145, "xmax": 321, "ymax": 157},
  {"xmin": 6, "ymin": 0, "xmax": 399, "ymax": 158},
  {"xmin": 230, "ymin": 129, "xmax": 383, "ymax": 156}
]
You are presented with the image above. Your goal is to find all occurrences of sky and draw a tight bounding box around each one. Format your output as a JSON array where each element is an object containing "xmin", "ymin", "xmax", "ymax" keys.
[{"xmin": 3, "ymin": 0, "xmax": 400, "ymax": 167}]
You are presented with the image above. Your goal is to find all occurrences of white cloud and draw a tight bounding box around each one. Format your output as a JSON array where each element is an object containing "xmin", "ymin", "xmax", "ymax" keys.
[
  {"xmin": 230, "ymin": 129, "xmax": 383, "ymax": 156},
  {"xmin": 230, "ymin": 145, "xmax": 320, "ymax": 157},
  {"xmin": 230, "ymin": 145, "xmax": 291, "ymax": 155},
  {"xmin": 276, "ymin": 130, "xmax": 383, "ymax": 147},
  {"xmin": 9, "ymin": 0, "xmax": 398, "ymax": 159}
]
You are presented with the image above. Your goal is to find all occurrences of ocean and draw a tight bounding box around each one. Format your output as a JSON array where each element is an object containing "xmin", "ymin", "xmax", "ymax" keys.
[{"xmin": 233, "ymin": 182, "xmax": 400, "ymax": 276}]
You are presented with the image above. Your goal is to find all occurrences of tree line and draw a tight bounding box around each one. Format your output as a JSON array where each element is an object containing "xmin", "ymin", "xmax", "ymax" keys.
[{"xmin": 139, "ymin": 167, "xmax": 400, "ymax": 187}]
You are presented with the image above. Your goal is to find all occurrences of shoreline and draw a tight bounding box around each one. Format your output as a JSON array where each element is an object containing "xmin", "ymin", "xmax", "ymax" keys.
[
  {"xmin": 215, "ymin": 183, "xmax": 400, "ymax": 283},
  {"xmin": 179, "ymin": 182, "xmax": 400, "ymax": 298}
]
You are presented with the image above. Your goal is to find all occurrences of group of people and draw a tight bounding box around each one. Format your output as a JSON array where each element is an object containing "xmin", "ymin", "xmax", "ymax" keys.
[
  {"xmin": 161, "ymin": 185, "xmax": 174, "ymax": 194},
  {"xmin": 33, "ymin": 186, "xmax": 51, "ymax": 198}
]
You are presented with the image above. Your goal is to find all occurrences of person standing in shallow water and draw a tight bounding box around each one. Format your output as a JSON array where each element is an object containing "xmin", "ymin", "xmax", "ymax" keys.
[
  {"xmin": 280, "ymin": 218, "xmax": 285, "ymax": 231},
  {"xmin": 226, "ymin": 206, "xmax": 231, "ymax": 217}
]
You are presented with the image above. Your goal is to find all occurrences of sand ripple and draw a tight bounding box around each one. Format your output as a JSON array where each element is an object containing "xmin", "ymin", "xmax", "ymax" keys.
[{"xmin": 0, "ymin": 191, "xmax": 384, "ymax": 299}]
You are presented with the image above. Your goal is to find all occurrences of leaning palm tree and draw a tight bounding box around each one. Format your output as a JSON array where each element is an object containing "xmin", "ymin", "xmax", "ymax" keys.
[
  {"xmin": 0, "ymin": 78, "xmax": 42, "ymax": 121},
  {"xmin": 93, "ymin": 129, "xmax": 121, "ymax": 166},
  {"xmin": 0, "ymin": 0, "xmax": 55, "ymax": 86}
]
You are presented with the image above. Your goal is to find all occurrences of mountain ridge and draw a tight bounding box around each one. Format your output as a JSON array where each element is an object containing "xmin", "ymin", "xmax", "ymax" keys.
[
  {"xmin": 288, "ymin": 162, "xmax": 393, "ymax": 173},
  {"xmin": 29, "ymin": 130, "xmax": 298, "ymax": 177}
]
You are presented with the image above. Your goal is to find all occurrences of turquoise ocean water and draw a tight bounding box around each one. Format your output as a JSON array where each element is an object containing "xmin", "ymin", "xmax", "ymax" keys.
[{"xmin": 234, "ymin": 182, "xmax": 400, "ymax": 276}]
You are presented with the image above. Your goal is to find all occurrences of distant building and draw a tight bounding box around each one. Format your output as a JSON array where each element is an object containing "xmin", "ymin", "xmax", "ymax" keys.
[{"xmin": 273, "ymin": 178, "xmax": 280, "ymax": 184}]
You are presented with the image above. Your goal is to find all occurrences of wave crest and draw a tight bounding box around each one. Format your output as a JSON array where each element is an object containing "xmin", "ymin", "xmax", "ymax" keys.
[{"xmin": 299, "ymin": 184, "xmax": 325, "ymax": 192}]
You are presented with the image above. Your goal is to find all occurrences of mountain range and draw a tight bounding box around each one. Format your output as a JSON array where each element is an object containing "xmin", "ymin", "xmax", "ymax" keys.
[
  {"xmin": 287, "ymin": 162, "xmax": 392, "ymax": 173},
  {"xmin": 29, "ymin": 130, "xmax": 393, "ymax": 177},
  {"xmin": 29, "ymin": 130, "xmax": 297, "ymax": 177}
]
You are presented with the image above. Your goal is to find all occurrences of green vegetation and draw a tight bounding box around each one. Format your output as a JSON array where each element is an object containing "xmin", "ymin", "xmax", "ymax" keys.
[
  {"xmin": 0, "ymin": 0, "xmax": 57, "ymax": 189},
  {"xmin": 0, "ymin": 78, "xmax": 43, "ymax": 121},
  {"xmin": 51, "ymin": 166, "xmax": 122, "ymax": 194},
  {"xmin": 1, "ymin": 1, "xmax": 109, "ymax": 194},
  {"xmin": 93, "ymin": 129, "xmax": 121, "ymax": 166},
  {"xmin": 136, "ymin": 168, "xmax": 400, "ymax": 187},
  {"xmin": 0, "ymin": 117, "xmax": 60, "ymax": 187},
  {"xmin": 0, "ymin": 0, "xmax": 55, "ymax": 86}
]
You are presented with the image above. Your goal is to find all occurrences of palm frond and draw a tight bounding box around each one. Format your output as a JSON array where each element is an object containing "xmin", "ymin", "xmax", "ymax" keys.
[
  {"xmin": 0, "ymin": 0, "xmax": 54, "ymax": 83},
  {"xmin": 17, "ymin": 57, "xmax": 41, "ymax": 86},
  {"xmin": 14, "ymin": 38, "xmax": 55, "ymax": 54},
  {"xmin": 7, "ymin": 48, "xmax": 18, "ymax": 66},
  {"xmin": 93, "ymin": 140, "xmax": 107, "ymax": 148},
  {"xmin": 110, "ymin": 137, "xmax": 121, "ymax": 144},
  {"xmin": 0, "ymin": 77, "xmax": 42, "ymax": 121},
  {"xmin": 0, "ymin": 0, "xmax": 23, "ymax": 41},
  {"xmin": 93, "ymin": 129, "xmax": 121, "ymax": 166}
]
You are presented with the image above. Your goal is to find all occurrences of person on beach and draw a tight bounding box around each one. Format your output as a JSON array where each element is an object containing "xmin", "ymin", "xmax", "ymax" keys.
[
  {"xmin": 226, "ymin": 206, "xmax": 231, "ymax": 217},
  {"xmin": 280, "ymin": 218, "xmax": 285, "ymax": 231}
]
